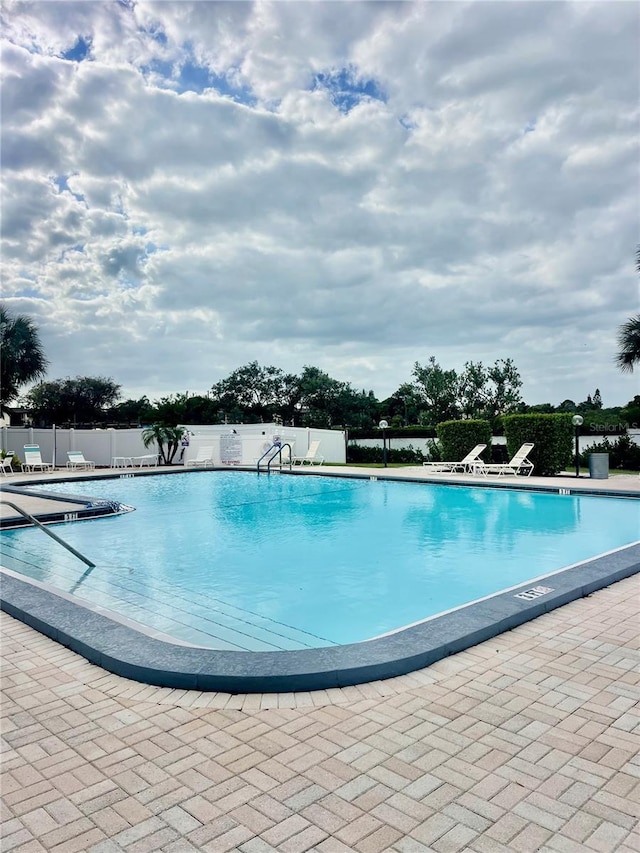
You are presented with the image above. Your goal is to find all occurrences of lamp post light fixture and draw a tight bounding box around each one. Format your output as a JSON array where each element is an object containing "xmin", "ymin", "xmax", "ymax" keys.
[
  {"xmin": 378, "ymin": 420, "xmax": 389, "ymax": 468},
  {"xmin": 571, "ymin": 414, "xmax": 584, "ymax": 478}
]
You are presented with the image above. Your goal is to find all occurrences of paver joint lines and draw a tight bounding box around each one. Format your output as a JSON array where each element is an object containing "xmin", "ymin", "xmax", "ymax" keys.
[{"xmin": 1, "ymin": 575, "xmax": 639, "ymax": 853}]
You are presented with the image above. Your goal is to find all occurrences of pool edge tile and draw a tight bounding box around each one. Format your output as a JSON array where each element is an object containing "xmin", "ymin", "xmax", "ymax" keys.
[{"xmin": 2, "ymin": 541, "xmax": 639, "ymax": 693}]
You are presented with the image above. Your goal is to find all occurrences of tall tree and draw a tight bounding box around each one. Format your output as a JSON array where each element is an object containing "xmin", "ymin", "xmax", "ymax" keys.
[
  {"xmin": 385, "ymin": 383, "xmax": 422, "ymax": 426},
  {"xmin": 485, "ymin": 358, "xmax": 523, "ymax": 419},
  {"xmin": 616, "ymin": 315, "xmax": 640, "ymax": 373},
  {"xmin": 295, "ymin": 366, "xmax": 342, "ymax": 427},
  {"xmin": 615, "ymin": 247, "xmax": 640, "ymax": 373},
  {"xmin": 412, "ymin": 357, "xmax": 459, "ymax": 425},
  {"xmin": 0, "ymin": 303, "xmax": 48, "ymax": 408},
  {"xmin": 457, "ymin": 361, "xmax": 487, "ymax": 419},
  {"xmin": 458, "ymin": 359, "xmax": 523, "ymax": 420},
  {"xmin": 26, "ymin": 376, "xmax": 121, "ymax": 425},
  {"xmin": 210, "ymin": 362, "xmax": 298, "ymax": 422},
  {"xmin": 148, "ymin": 393, "xmax": 221, "ymax": 426},
  {"xmin": 108, "ymin": 396, "xmax": 155, "ymax": 426}
]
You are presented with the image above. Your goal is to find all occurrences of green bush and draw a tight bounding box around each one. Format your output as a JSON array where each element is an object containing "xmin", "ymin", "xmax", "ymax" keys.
[
  {"xmin": 501, "ymin": 413, "xmax": 573, "ymax": 475},
  {"xmin": 348, "ymin": 426, "xmax": 437, "ymax": 440},
  {"xmin": 346, "ymin": 443, "xmax": 426, "ymax": 464},
  {"xmin": 1, "ymin": 450, "xmax": 21, "ymax": 471},
  {"xmin": 424, "ymin": 438, "xmax": 441, "ymax": 462},
  {"xmin": 579, "ymin": 435, "xmax": 640, "ymax": 471},
  {"xmin": 435, "ymin": 419, "xmax": 492, "ymax": 463}
]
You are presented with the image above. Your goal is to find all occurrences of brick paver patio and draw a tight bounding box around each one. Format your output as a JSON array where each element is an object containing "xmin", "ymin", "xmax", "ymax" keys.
[{"xmin": 1, "ymin": 574, "xmax": 638, "ymax": 852}]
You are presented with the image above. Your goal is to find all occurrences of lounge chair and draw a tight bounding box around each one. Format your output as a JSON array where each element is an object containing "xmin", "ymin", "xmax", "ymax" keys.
[
  {"xmin": 472, "ymin": 442, "xmax": 535, "ymax": 477},
  {"xmin": 23, "ymin": 445, "xmax": 54, "ymax": 473},
  {"xmin": 185, "ymin": 447, "xmax": 214, "ymax": 467},
  {"xmin": 291, "ymin": 440, "xmax": 324, "ymax": 466},
  {"xmin": 66, "ymin": 450, "xmax": 95, "ymax": 471},
  {"xmin": 1, "ymin": 451, "xmax": 15, "ymax": 476},
  {"xmin": 422, "ymin": 443, "xmax": 487, "ymax": 473}
]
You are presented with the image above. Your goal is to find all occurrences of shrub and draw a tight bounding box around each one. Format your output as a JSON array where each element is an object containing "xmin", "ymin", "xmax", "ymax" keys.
[
  {"xmin": 579, "ymin": 434, "xmax": 640, "ymax": 471},
  {"xmin": 501, "ymin": 413, "xmax": 573, "ymax": 475},
  {"xmin": 346, "ymin": 443, "xmax": 426, "ymax": 464},
  {"xmin": 1, "ymin": 450, "xmax": 21, "ymax": 471},
  {"xmin": 435, "ymin": 419, "xmax": 492, "ymax": 463},
  {"xmin": 348, "ymin": 426, "xmax": 437, "ymax": 440},
  {"xmin": 424, "ymin": 438, "xmax": 441, "ymax": 462}
]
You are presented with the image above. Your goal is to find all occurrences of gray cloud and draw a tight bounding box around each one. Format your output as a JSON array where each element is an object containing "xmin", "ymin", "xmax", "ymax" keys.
[{"xmin": 1, "ymin": 0, "xmax": 638, "ymax": 409}]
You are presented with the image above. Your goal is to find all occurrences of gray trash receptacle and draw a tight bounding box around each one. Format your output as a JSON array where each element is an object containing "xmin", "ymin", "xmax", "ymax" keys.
[{"xmin": 589, "ymin": 453, "xmax": 609, "ymax": 479}]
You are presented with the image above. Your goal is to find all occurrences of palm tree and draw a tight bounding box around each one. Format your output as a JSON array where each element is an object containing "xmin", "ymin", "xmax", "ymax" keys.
[
  {"xmin": 141, "ymin": 424, "xmax": 184, "ymax": 465},
  {"xmin": 616, "ymin": 315, "xmax": 640, "ymax": 373},
  {"xmin": 615, "ymin": 247, "xmax": 640, "ymax": 373},
  {"xmin": 0, "ymin": 304, "xmax": 49, "ymax": 408}
]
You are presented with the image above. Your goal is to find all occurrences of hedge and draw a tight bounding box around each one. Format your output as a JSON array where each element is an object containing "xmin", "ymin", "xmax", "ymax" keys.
[
  {"xmin": 348, "ymin": 426, "xmax": 437, "ymax": 440},
  {"xmin": 346, "ymin": 444, "xmax": 426, "ymax": 464},
  {"xmin": 435, "ymin": 420, "xmax": 492, "ymax": 463},
  {"xmin": 501, "ymin": 413, "xmax": 573, "ymax": 475},
  {"xmin": 579, "ymin": 434, "xmax": 640, "ymax": 471}
]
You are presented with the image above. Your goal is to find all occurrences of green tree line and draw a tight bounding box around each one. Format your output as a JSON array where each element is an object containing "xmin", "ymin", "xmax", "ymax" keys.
[
  {"xmin": 13, "ymin": 359, "xmax": 640, "ymax": 434},
  {"xmin": 2, "ymin": 301, "xmax": 639, "ymax": 431}
]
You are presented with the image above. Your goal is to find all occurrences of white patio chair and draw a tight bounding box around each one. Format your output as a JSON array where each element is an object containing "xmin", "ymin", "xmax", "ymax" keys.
[
  {"xmin": 291, "ymin": 440, "xmax": 324, "ymax": 466},
  {"xmin": 185, "ymin": 447, "xmax": 214, "ymax": 467},
  {"xmin": 472, "ymin": 443, "xmax": 535, "ymax": 477},
  {"xmin": 23, "ymin": 445, "xmax": 54, "ymax": 473},
  {"xmin": 423, "ymin": 444, "xmax": 487, "ymax": 473},
  {"xmin": 66, "ymin": 450, "xmax": 95, "ymax": 471},
  {"xmin": 1, "ymin": 451, "xmax": 16, "ymax": 476}
]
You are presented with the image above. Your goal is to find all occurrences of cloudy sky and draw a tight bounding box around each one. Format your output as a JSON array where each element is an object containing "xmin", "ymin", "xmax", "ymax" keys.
[{"xmin": 2, "ymin": 0, "xmax": 638, "ymax": 408}]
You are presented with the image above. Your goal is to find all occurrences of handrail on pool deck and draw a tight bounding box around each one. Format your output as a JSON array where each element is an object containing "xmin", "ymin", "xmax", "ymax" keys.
[
  {"xmin": 0, "ymin": 499, "xmax": 95, "ymax": 568},
  {"xmin": 257, "ymin": 442, "xmax": 293, "ymax": 473}
]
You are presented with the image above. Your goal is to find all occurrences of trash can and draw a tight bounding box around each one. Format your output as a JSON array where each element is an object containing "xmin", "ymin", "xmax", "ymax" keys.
[{"xmin": 589, "ymin": 453, "xmax": 609, "ymax": 479}]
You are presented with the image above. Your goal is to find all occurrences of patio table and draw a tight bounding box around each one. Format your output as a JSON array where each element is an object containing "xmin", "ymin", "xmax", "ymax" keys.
[{"xmin": 111, "ymin": 456, "xmax": 133, "ymax": 468}]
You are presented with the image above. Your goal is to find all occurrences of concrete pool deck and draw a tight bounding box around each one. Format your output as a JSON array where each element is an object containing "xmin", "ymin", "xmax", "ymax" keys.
[{"xmin": 2, "ymin": 575, "xmax": 638, "ymax": 852}]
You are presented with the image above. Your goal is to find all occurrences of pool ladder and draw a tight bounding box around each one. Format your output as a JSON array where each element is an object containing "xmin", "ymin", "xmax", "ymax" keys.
[
  {"xmin": 256, "ymin": 443, "xmax": 293, "ymax": 474},
  {"xmin": 0, "ymin": 499, "xmax": 95, "ymax": 567}
]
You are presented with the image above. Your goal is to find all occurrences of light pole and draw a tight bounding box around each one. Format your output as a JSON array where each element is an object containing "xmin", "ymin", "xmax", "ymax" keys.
[
  {"xmin": 379, "ymin": 420, "xmax": 388, "ymax": 468},
  {"xmin": 572, "ymin": 415, "xmax": 583, "ymax": 478}
]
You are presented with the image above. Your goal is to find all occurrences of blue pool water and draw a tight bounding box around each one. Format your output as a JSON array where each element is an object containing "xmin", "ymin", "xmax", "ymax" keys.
[{"xmin": 2, "ymin": 473, "xmax": 639, "ymax": 651}]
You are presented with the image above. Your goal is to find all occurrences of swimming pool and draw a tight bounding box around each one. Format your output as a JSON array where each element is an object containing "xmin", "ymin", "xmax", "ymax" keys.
[{"xmin": 2, "ymin": 472, "xmax": 639, "ymax": 654}]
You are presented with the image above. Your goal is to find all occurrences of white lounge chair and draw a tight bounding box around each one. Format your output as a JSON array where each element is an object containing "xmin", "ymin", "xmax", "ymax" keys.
[
  {"xmin": 1, "ymin": 451, "xmax": 15, "ymax": 476},
  {"xmin": 291, "ymin": 440, "xmax": 324, "ymax": 466},
  {"xmin": 423, "ymin": 443, "xmax": 487, "ymax": 473},
  {"xmin": 185, "ymin": 447, "xmax": 214, "ymax": 467},
  {"xmin": 472, "ymin": 443, "xmax": 535, "ymax": 477},
  {"xmin": 66, "ymin": 450, "xmax": 95, "ymax": 471},
  {"xmin": 23, "ymin": 445, "xmax": 54, "ymax": 473}
]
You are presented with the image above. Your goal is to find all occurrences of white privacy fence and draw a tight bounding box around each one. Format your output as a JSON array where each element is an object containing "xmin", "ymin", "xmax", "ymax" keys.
[
  {"xmin": 1, "ymin": 424, "xmax": 347, "ymax": 467},
  {"xmin": 1, "ymin": 428, "xmax": 153, "ymax": 467},
  {"xmin": 180, "ymin": 424, "xmax": 346, "ymax": 466}
]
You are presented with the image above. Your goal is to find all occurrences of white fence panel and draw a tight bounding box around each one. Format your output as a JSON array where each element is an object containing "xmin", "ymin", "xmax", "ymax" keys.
[
  {"xmin": 1, "ymin": 423, "xmax": 347, "ymax": 467},
  {"xmin": 181, "ymin": 424, "xmax": 346, "ymax": 464}
]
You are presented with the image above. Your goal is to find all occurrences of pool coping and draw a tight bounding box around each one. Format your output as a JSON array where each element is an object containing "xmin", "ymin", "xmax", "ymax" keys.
[
  {"xmin": 0, "ymin": 482, "xmax": 133, "ymax": 528},
  {"xmin": 2, "ymin": 471, "xmax": 639, "ymax": 692}
]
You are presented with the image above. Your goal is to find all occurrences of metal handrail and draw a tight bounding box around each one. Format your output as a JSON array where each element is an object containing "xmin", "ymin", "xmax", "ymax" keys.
[
  {"xmin": 256, "ymin": 443, "xmax": 293, "ymax": 474},
  {"xmin": 0, "ymin": 500, "xmax": 95, "ymax": 568}
]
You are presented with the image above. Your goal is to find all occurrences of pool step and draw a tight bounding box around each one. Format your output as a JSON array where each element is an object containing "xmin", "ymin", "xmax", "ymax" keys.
[{"xmin": 0, "ymin": 545, "xmax": 335, "ymax": 651}]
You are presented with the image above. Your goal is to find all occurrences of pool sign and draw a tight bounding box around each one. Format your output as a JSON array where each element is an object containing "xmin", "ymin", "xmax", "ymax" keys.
[
  {"xmin": 514, "ymin": 585, "xmax": 554, "ymax": 601},
  {"xmin": 220, "ymin": 433, "xmax": 242, "ymax": 465}
]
